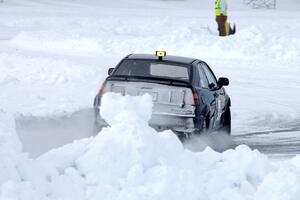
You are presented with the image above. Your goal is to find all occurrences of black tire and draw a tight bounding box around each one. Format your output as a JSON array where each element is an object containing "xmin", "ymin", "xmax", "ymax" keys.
[
  {"xmin": 221, "ymin": 106, "xmax": 231, "ymax": 135},
  {"xmin": 198, "ymin": 114, "xmax": 210, "ymax": 134}
]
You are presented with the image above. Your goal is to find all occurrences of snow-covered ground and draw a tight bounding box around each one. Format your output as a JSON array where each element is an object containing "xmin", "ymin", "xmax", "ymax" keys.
[{"xmin": 0, "ymin": 0, "xmax": 300, "ymax": 199}]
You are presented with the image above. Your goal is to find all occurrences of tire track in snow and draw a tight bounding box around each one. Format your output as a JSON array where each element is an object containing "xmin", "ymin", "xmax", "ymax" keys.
[{"xmin": 233, "ymin": 123, "xmax": 300, "ymax": 158}]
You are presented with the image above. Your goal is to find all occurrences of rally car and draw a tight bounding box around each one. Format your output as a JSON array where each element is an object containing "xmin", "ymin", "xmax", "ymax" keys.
[{"xmin": 93, "ymin": 51, "xmax": 231, "ymax": 138}]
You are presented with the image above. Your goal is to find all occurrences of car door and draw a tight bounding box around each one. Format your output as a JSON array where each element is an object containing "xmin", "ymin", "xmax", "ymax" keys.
[
  {"xmin": 199, "ymin": 62, "xmax": 222, "ymax": 129},
  {"xmin": 194, "ymin": 62, "xmax": 217, "ymax": 130}
]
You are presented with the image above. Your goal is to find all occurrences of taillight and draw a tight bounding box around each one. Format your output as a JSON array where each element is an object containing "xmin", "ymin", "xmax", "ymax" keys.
[
  {"xmin": 98, "ymin": 84, "xmax": 106, "ymax": 97},
  {"xmin": 193, "ymin": 92, "xmax": 199, "ymax": 106}
]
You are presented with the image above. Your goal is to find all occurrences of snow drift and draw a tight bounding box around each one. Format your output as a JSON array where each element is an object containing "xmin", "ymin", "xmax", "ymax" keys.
[
  {"xmin": 1, "ymin": 93, "xmax": 300, "ymax": 200},
  {"xmin": 0, "ymin": 112, "xmax": 23, "ymax": 185}
]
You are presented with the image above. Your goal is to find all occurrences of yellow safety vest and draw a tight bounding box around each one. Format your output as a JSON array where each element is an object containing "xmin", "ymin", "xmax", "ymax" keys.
[{"xmin": 215, "ymin": 0, "xmax": 228, "ymax": 16}]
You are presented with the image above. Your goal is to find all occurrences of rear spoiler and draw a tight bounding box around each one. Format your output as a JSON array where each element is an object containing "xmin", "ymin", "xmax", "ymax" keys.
[{"xmin": 107, "ymin": 75, "xmax": 193, "ymax": 88}]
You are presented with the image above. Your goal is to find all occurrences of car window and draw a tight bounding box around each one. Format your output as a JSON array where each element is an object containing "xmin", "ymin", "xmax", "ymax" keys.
[
  {"xmin": 197, "ymin": 63, "xmax": 209, "ymax": 89},
  {"xmin": 150, "ymin": 63, "xmax": 189, "ymax": 80},
  {"xmin": 114, "ymin": 60, "xmax": 191, "ymax": 81},
  {"xmin": 200, "ymin": 63, "xmax": 218, "ymax": 89}
]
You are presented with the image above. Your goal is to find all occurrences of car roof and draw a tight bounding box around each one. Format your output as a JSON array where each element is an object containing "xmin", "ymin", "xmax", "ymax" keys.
[{"xmin": 125, "ymin": 54, "xmax": 199, "ymax": 65}]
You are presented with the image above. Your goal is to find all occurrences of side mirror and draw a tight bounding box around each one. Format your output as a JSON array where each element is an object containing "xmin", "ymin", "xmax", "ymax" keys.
[
  {"xmin": 108, "ymin": 68, "xmax": 114, "ymax": 75},
  {"xmin": 218, "ymin": 77, "xmax": 229, "ymax": 87}
]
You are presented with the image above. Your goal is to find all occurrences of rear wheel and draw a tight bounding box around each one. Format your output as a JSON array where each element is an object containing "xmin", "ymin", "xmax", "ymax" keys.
[
  {"xmin": 197, "ymin": 114, "xmax": 210, "ymax": 134},
  {"xmin": 221, "ymin": 106, "xmax": 231, "ymax": 135}
]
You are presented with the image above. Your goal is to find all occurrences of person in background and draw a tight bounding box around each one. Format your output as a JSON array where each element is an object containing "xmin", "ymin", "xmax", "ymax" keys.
[{"xmin": 215, "ymin": 0, "xmax": 228, "ymax": 36}]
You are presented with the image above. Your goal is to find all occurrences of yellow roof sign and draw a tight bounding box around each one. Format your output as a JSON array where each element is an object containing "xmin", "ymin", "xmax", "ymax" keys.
[{"xmin": 155, "ymin": 51, "xmax": 166, "ymax": 59}]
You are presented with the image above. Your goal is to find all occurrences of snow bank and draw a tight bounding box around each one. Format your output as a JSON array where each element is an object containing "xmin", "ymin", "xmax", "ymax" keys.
[
  {"xmin": 1, "ymin": 94, "xmax": 300, "ymax": 200},
  {"xmin": 0, "ymin": 52, "xmax": 108, "ymax": 115},
  {"xmin": 0, "ymin": 112, "xmax": 22, "ymax": 185},
  {"xmin": 255, "ymin": 157, "xmax": 300, "ymax": 200},
  {"xmin": 11, "ymin": 31, "xmax": 101, "ymax": 55},
  {"xmin": 11, "ymin": 23, "xmax": 300, "ymax": 60}
]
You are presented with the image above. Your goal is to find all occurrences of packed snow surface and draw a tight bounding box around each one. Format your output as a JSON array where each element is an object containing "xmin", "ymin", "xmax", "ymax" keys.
[
  {"xmin": 1, "ymin": 93, "xmax": 300, "ymax": 200},
  {"xmin": 0, "ymin": 0, "xmax": 300, "ymax": 199}
]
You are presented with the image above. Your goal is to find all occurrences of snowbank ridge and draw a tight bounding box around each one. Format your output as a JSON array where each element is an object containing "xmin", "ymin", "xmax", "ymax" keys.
[{"xmin": 1, "ymin": 93, "xmax": 300, "ymax": 200}]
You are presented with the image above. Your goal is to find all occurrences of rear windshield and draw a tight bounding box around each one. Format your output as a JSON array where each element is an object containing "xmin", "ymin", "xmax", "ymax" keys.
[{"xmin": 113, "ymin": 60, "xmax": 191, "ymax": 81}]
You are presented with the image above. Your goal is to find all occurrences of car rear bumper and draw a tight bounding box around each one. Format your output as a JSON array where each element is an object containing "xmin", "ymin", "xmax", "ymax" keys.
[
  {"xmin": 149, "ymin": 113, "xmax": 196, "ymax": 133},
  {"xmin": 94, "ymin": 109, "xmax": 197, "ymax": 134}
]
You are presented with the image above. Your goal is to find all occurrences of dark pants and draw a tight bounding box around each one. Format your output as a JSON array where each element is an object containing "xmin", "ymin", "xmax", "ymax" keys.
[{"xmin": 216, "ymin": 16, "xmax": 227, "ymax": 36}]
